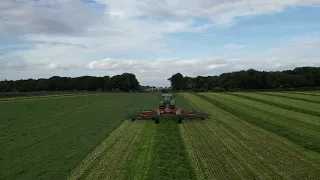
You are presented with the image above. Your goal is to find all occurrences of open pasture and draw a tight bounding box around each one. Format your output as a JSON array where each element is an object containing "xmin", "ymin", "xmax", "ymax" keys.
[{"xmin": 1, "ymin": 92, "xmax": 319, "ymax": 179}]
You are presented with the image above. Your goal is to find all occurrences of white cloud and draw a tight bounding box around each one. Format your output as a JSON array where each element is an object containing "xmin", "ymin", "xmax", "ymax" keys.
[
  {"xmin": 223, "ymin": 44, "xmax": 247, "ymax": 50},
  {"xmin": 240, "ymin": 37, "xmax": 320, "ymax": 71},
  {"xmin": 86, "ymin": 57, "xmax": 232, "ymax": 85},
  {"xmin": 98, "ymin": 0, "xmax": 320, "ymax": 26},
  {"xmin": 0, "ymin": 61, "xmax": 27, "ymax": 70}
]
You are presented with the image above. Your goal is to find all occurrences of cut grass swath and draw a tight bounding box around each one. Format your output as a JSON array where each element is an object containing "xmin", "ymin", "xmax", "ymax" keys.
[
  {"xmin": 292, "ymin": 92, "xmax": 320, "ymax": 97},
  {"xmin": 194, "ymin": 93, "xmax": 320, "ymax": 153},
  {"xmin": 256, "ymin": 92, "xmax": 320, "ymax": 104},
  {"xmin": 181, "ymin": 93, "xmax": 320, "ymax": 179},
  {"xmin": 226, "ymin": 92, "xmax": 320, "ymax": 117},
  {"xmin": 123, "ymin": 121, "xmax": 156, "ymax": 180},
  {"xmin": 209, "ymin": 93, "xmax": 320, "ymax": 129},
  {"xmin": 68, "ymin": 121, "xmax": 151, "ymax": 180},
  {"xmin": 146, "ymin": 118, "xmax": 196, "ymax": 180}
]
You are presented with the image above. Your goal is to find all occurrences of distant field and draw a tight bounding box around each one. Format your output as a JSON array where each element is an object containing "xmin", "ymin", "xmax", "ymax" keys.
[{"xmin": 1, "ymin": 91, "xmax": 319, "ymax": 179}]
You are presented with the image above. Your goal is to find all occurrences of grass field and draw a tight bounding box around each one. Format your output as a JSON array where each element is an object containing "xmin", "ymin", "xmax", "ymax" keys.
[{"xmin": 1, "ymin": 91, "xmax": 320, "ymax": 179}]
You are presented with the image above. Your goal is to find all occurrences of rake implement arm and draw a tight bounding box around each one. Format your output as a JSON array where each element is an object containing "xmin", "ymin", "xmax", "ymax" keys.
[{"xmin": 128, "ymin": 108, "xmax": 210, "ymax": 124}]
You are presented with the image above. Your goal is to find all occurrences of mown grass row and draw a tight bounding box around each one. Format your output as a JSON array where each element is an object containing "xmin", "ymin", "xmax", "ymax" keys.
[
  {"xmin": 194, "ymin": 93, "xmax": 320, "ymax": 152},
  {"xmin": 256, "ymin": 92, "xmax": 320, "ymax": 104},
  {"xmin": 180, "ymin": 93, "xmax": 320, "ymax": 179},
  {"xmin": 293, "ymin": 91, "xmax": 320, "ymax": 97},
  {"xmin": 226, "ymin": 92, "xmax": 320, "ymax": 117},
  {"xmin": 0, "ymin": 93, "xmax": 160, "ymax": 180},
  {"xmin": 67, "ymin": 93, "xmax": 196, "ymax": 180}
]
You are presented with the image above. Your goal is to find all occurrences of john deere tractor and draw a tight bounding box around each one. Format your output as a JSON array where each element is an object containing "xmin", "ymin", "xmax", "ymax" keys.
[{"xmin": 159, "ymin": 94, "xmax": 175, "ymax": 109}]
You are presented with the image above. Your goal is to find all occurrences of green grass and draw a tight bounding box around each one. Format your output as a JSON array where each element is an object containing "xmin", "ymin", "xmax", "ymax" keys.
[
  {"xmin": 146, "ymin": 119, "xmax": 196, "ymax": 180},
  {"xmin": 2, "ymin": 91, "xmax": 320, "ymax": 180},
  {"xmin": 0, "ymin": 93, "xmax": 160, "ymax": 179}
]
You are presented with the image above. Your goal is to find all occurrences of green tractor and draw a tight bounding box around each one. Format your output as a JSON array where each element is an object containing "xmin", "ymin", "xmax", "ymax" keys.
[
  {"xmin": 159, "ymin": 94, "xmax": 175, "ymax": 109},
  {"xmin": 128, "ymin": 93, "xmax": 210, "ymax": 124}
]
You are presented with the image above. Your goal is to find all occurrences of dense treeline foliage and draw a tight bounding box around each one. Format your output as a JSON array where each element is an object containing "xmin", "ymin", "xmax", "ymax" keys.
[
  {"xmin": 0, "ymin": 73, "xmax": 140, "ymax": 92},
  {"xmin": 168, "ymin": 66, "xmax": 320, "ymax": 91}
]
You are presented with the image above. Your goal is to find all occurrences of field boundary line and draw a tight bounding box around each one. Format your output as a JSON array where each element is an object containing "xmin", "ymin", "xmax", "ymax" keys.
[{"xmin": 0, "ymin": 93, "xmax": 104, "ymax": 103}]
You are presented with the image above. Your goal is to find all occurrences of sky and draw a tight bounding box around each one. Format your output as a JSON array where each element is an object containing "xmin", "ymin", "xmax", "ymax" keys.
[{"xmin": 1, "ymin": 0, "xmax": 320, "ymax": 87}]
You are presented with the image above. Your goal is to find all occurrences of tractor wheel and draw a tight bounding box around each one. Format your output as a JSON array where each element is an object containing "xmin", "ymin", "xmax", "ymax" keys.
[
  {"xmin": 131, "ymin": 118, "xmax": 135, "ymax": 121},
  {"xmin": 155, "ymin": 117, "xmax": 160, "ymax": 124},
  {"xmin": 178, "ymin": 116, "xmax": 183, "ymax": 124},
  {"xmin": 200, "ymin": 116, "xmax": 205, "ymax": 120}
]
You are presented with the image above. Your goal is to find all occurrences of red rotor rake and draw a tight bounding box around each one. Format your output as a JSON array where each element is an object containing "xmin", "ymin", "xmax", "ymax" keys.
[{"xmin": 128, "ymin": 108, "xmax": 210, "ymax": 124}]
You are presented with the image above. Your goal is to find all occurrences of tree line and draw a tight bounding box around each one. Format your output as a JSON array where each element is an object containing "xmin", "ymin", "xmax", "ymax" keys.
[
  {"xmin": 0, "ymin": 73, "xmax": 140, "ymax": 93},
  {"xmin": 1, "ymin": 66, "xmax": 319, "ymax": 94},
  {"xmin": 168, "ymin": 66, "xmax": 320, "ymax": 92}
]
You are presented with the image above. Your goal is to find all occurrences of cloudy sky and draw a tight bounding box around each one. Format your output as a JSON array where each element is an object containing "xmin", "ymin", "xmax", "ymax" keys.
[{"xmin": 1, "ymin": 0, "xmax": 320, "ymax": 86}]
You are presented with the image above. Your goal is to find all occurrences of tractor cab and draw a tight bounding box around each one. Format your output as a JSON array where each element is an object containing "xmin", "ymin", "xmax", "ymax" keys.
[
  {"xmin": 159, "ymin": 94, "xmax": 175, "ymax": 109},
  {"xmin": 161, "ymin": 94, "xmax": 173, "ymax": 102}
]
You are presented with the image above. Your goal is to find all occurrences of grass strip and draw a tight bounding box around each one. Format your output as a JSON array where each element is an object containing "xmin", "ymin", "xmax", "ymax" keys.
[
  {"xmin": 67, "ymin": 121, "xmax": 133, "ymax": 180},
  {"xmin": 292, "ymin": 92, "xmax": 320, "ymax": 97},
  {"xmin": 194, "ymin": 93, "xmax": 320, "ymax": 153},
  {"xmin": 212, "ymin": 93, "xmax": 320, "ymax": 130},
  {"xmin": 78, "ymin": 121, "xmax": 146, "ymax": 180},
  {"xmin": 257, "ymin": 92, "xmax": 320, "ymax": 104},
  {"xmin": 146, "ymin": 119, "xmax": 196, "ymax": 180},
  {"xmin": 226, "ymin": 93, "xmax": 320, "ymax": 117},
  {"xmin": 123, "ymin": 121, "xmax": 157, "ymax": 180}
]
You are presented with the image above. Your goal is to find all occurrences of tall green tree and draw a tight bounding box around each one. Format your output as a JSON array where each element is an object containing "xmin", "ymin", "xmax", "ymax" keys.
[{"xmin": 168, "ymin": 73, "xmax": 184, "ymax": 90}]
